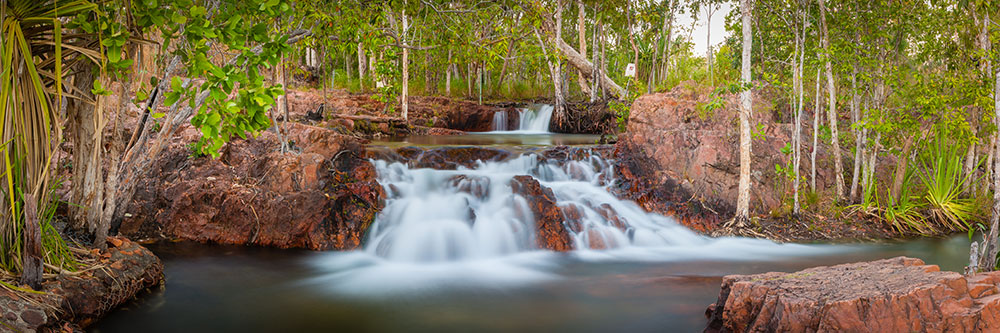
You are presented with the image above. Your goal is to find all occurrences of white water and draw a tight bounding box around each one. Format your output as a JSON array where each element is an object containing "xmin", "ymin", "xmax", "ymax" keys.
[
  {"xmin": 492, "ymin": 110, "xmax": 509, "ymax": 131},
  {"xmin": 308, "ymin": 150, "xmax": 846, "ymax": 296},
  {"xmin": 490, "ymin": 104, "xmax": 554, "ymax": 133}
]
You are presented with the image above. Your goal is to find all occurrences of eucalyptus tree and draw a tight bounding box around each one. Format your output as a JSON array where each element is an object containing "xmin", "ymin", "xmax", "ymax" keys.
[{"xmin": 733, "ymin": 0, "xmax": 753, "ymax": 227}]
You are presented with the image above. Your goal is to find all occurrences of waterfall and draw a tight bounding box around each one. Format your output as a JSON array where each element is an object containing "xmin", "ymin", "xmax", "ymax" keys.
[
  {"xmin": 516, "ymin": 104, "xmax": 553, "ymax": 132},
  {"xmin": 489, "ymin": 104, "xmax": 553, "ymax": 133},
  {"xmin": 492, "ymin": 110, "xmax": 508, "ymax": 131},
  {"xmin": 308, "ymin": 150, "xmax": 832, "ymax": 295}
]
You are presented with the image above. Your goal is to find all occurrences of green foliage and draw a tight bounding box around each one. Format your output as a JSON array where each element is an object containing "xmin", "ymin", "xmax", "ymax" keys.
[
  {"xmin": 917, "ymin": 133, "xmax": 978, "ymax": 232},
  {"xmin": 1, "ymin": 0, "xmax": 91, "ymax": 274}
]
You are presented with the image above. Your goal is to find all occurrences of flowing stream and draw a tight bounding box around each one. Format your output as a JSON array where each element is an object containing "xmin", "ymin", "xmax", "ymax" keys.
[
  {"xmin": 491, "ymin": 104, "xmax": 554, "ymax": 133},
  {"xmin": 94, "ymin": 108, "xmax": 974, "ymax": 332}
]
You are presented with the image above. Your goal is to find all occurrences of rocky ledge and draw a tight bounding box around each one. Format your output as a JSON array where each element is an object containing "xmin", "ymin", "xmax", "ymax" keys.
[
  {"xmin": 705, "ymin": 257, "xmax": 1000, "ymax": 332},
  {"xmin": 1, "ymin": 237, "xmax": 163, "ymax": 331},
  {"xmin": 118, "ymin": 123, "xmax": 383, "ymax": 250}
]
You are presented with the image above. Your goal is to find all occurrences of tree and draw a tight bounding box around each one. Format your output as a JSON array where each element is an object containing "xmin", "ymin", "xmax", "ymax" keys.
[
  {"xmin": 817, "ymin": 0, "xmax": 844, "ymax": 201},
  {"xmin": 733, "ymin": 0, "xmax": 753, "ymax": 227}
]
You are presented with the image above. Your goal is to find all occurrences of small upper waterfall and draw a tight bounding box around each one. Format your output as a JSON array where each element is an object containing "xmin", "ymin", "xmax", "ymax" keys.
[
  {"xmin": 491, "ymin": 104, "xmax": 553, "ymax": 133},
  {"xmin": 492, "ymin": 110, "xmax": 509, "ymax": 131},
  {"xmin": 517, "ymin": 104, "xmax": 553, "ymax": 132}
]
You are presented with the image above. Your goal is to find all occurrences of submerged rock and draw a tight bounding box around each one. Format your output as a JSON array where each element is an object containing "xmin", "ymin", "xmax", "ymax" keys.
[
  {"xmin": 119, "ymin": 123, "xmax": 383, "ymax": 250},
  {"xmin": 510, "ymin": 175, "xmax": 573, "ymax": 251},
  {"xmin": 705, "ymin": 257, "xmax": 1000, "ymax": 332},
  {"xmin": 0, "ymin": 237, "xmax": 163, "ymax": 331}
]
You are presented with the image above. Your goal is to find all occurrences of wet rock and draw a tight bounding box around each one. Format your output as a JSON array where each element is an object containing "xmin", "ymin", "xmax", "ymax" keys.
[
  {"xmin": 119, "ymin": 123, "xmax": 383, "ymax": 250},
  {"xmin": 0, "ymin": 238, "xmax": 163, "ymax": 331},
  {"xmin": 510, "ymin": 175, "xmax": 573, "ymax": 251},
  {"xmin": 449, "ymin": 175, "xmax": 491, "ymax": 199},
  {"xmin": 395, "ymin": 146, "xmax": 512, "ymax": 170},
  {"xmin": 705, "ymin": 257, "xmax": 1000, "ymax": 332}
]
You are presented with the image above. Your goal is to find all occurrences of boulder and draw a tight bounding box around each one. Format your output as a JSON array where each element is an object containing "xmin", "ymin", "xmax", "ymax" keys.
[
  {"xmin": 0, "ymin": 237, "xmax": 163, "ymax": 331},
  {"xmin": 118, "ymin": 123, "xmax": 383, "ymax": 250},
  {"xmin": 705, "ymin": 257, "xmax": 1000, "ymax": 332},
  {"xmin": 510, "ymin": 175, "xmax": 574, "ymax": 251},
  {"xmin": 613, "ymin": 85, "xmax": 816, "ymax": 230}
]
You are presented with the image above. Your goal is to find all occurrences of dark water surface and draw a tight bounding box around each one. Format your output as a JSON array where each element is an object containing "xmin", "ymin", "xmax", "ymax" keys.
[{"xmin": 93, "ymin": 236, "xmax": 971, "ymax": 333}]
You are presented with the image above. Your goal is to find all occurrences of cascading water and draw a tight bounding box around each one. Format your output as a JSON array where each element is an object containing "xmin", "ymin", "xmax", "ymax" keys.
[
  {"xmin": 309, "ymin": 149, "xmax": 835, "ymax": 295},
  {"xmin": 516, "ymin": 104, "xmax": 553, "ymax": 132},
  {"xmin": 492, "ymin": 110, "xmax": 509, "ymax": 131},
  {"xmin": 490, "ymin": 104, "xmax": 553, "ymax": 133}
]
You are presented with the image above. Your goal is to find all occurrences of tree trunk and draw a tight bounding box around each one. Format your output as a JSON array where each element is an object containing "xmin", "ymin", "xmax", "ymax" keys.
[
  {"xmin": 811, "ymin": 67, "xmax": 821, "ymax": 192},
  {"xmin": 793, "ymin": 8, "xmax": 805, "ymax": 216},
  {"xmin": 660, "ymin": 1, "xmax": 676, "ymax": 83},
  {"xmin": 576, "ymin": 0, "xmax": 591, "ymax": 96},
  {"xmin": 733, "ymin": 0, "xmax": 753, "ymax": 226},
  {"xmin": 446, "ymin": 48, "xmax": 452, "ymax": 96},
  {"xmin": 68, "ymin": 65, "xmax": 103, "ymax": 234},
  {"xmin": 401, "ymin": 11, "xmax": 409, "ymax": 120},
  {"xmin": 981, "ymin": 67, "xmax": 1000, "ymax": 271},
  {"xmin": 818, "ymin": 0, "xmax": 845, "ymax": 200},
  {"xmin": 590, "ymin": 19, "xmax": 600, "ymax": 102},
  {"xmin": 891, "ymin": 136, "xmax": 916, "ymax": 203},
  {"xmin": 706, "ymin": 5, "xmax": 714, "ymax": 87},
  {"xmin": 20, "ymin": 194, "xmax": 42, "ymax": 290},
  {"xmin": 849, "ymin": 63, "xmax": 862, "ymax": 202},
  {"xmin": 358, "ymin": 43, "xmax": 365, "ymax": 91},
  {"xmin": 556, "ymin": 38, "xmax": 625, "ymax": 98}
]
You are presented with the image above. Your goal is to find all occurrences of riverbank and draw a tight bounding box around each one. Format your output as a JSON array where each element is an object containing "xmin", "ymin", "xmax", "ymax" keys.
[{"xmin": 0, "ymin": 237, "xmax": 161, "ymax": 331}]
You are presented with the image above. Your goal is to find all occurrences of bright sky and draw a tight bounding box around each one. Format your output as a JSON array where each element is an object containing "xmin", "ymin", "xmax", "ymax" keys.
[{"xmin": 675, "ymin": 2, "xmax": 734, "ymax": 56}]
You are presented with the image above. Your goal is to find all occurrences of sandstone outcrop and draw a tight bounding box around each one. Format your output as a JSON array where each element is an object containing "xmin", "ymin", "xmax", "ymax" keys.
[
  {"xmin": 705, "ymin": 257, "xmax": 1000, "ymax": 332},
  {"xmin": 613, "ymin": 84, "xmax": 831, "ymax": 230},
  {"xmin": 118, "ymin": 123, "xmax": 383, "ymax": 250},
  {"xmin": 510, "ymin": 175, "xmax": 574, "ymax": 251},
  {"xmin": 0, "ymin": 237, "xmax": 163, "ymax": 331}
]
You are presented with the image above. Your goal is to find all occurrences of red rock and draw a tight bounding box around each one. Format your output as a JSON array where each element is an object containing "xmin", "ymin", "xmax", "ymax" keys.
[
  {"xmin": 118, "ymin": 123, "xmax": 383, "ymax": 250},
  {"xmin": 510, "ymin": 175, "xmax": 573, "ymax": 251},
  {"xmin": 705, "ymin": 257, "xmax": 1000, "ymax": 332},
  {"xmin": 0, "ymin": 238, "xmax": 162, "ymax": 331}
]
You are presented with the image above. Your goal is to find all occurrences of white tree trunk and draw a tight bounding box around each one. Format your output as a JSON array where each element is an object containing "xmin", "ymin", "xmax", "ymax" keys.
[
  {"xmin": 849, "ymin": 64, "xmax": 862, "ymax": 202},
  {"xmin": 982, "ymin": 67, "xmax": 1000, "ymax": 270},
  {"xmin": 818, "ymin": 0, "xmax": 844, "ymax": 200},
  {"xmin": 357, "ymin": 43, "xmax": 366, "ymax": 91},
  {"xmin": 734, "ymin": 0, "xmax": 753, "ymax": 224},
  {"xmin": 446, "ymin": 48, "xmax": 452, "ymax": 96},
  {"xmin": 793, "ymin": 10, "xmax": 805, "ymax": 215},
  {"xmin": 811, "ymin": 67, "xmax": 821, "ymax": 192},
  {"xmin": 576, "ymin": 0, "xmax": 591, "ymax": 96},
  {"xmin": 401, "ymin": 12, "xmax": 409, "ymax": 120}
]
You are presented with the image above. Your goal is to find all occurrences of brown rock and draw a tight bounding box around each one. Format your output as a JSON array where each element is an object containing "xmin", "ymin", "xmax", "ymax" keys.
[
  {"xmin": 0, "ymin": 238, "xmax": 162, "ymax": 331},
  {"xmin": 510, "ymin": 175, "xmax": 573, "ymax": 251},
  {"xmin": 705, "ymin": 257, "xmax": 1000, "ymax": 332},
  {"xmin": 118, "ymin": 123, "xmax": 383, "ymax": 250}
]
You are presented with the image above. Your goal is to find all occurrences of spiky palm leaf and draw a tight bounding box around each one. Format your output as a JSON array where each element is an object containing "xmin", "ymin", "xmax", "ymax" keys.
[{"xmin": 0, "ymin": 0, "xmax": 96, "ymax": 273}]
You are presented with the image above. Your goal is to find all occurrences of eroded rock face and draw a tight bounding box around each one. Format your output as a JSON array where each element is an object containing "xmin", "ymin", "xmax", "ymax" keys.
[
  {"xmin": 613, "ymin": 86, "xmax": 803, "ymax": 230},
  {"xmin": 119, "ymin": 123, "xmax": 383, "ymax": 250},
  {"xmin": 705, "ymin": 257, "xmax": 1000, "ymax": 332},
  {"xmin": 510, "ymin": 175, "xmax": 573, "ymax": 251},
  {"xmin": 0, "ymin": 237, "xmax": 163, "ymax": 331}
]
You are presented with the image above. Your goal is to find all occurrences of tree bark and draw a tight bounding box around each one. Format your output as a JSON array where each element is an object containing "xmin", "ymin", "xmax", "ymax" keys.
[
  {"xmin": 793, "ymin": 6, "xmax": 805, "ymax": 215},
  {"xmin": 849, "ymin": 63, "xmax": 862, "ymax": 202},
  {"xmin": 811, "ymin": 67, "xmax": 821, "ymax": 192},
  {"xmin": 981, "ymin": 66, "xmax": 1000, "ymax": 271},
  {"xmin": 20, "ymin": 194, "xmax": 42, "ymax": 290},
  {"xmin": 357, "ymin": 43, "xmax": 365, "ymax": 91},
  {"xmin": 401, "ymin": 11, "xmax": 409, "ymax": 120},
  {"xmin": 576, "ymin": 0, "xmax": 591, "ymax": 96},
  {"xmin": 818, "ymin": 0, "xmax": 844, "ymax": 200},
  {"xmin": 446, "ymin": 48, "xmax": 452, "ymax": 96},
  {"xmin": 733, "ymin": 0, "xmax": 753, "ymax": 226},
  {"xmin": 556, "ymin": 38, "xmax": 625, "ymax": 98}
]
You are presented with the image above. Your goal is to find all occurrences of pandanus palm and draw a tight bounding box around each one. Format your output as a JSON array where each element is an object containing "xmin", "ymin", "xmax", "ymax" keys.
[{"xmin": 0, "ymin": 0, "xmax": 98, "ymax": 275}]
